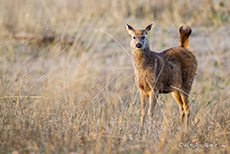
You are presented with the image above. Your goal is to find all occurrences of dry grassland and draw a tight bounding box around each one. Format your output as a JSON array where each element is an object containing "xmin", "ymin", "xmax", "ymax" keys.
[{"xmin": 0, "ymin": 0, "xmax": 230, "ymax": 153}]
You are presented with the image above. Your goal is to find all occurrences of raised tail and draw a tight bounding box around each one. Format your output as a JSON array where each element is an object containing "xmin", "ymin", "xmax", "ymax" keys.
[{"xmin": 178, "ymin": 24, "xmax": 192, "ymax": 49}]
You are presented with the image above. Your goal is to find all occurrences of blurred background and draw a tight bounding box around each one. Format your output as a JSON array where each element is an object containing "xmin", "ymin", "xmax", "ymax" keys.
[{"xmin": 0, "ymin": 0, "xmax": 229, "ymax": 153}]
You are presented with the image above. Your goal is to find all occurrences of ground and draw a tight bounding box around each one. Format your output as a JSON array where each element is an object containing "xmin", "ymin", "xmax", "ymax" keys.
[{"xmin": 0, "ymin": 0, "xmax": 230, "ymax": 153}]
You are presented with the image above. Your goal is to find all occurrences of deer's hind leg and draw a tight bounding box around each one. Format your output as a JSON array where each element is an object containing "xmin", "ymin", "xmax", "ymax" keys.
[
  {"xmin": 172, "ymin": 90, "xmax": 185, "ymax": 125},
  {"xmin": 181, "ymin": 80, "xmax": 193, "ymax": 129},
  {"xmin": 180, "ymin": 93, "xmax": 190, "ymax": 129}
]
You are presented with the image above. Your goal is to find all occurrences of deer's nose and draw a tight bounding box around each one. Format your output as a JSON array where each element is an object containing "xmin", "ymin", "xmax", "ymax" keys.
[{"xmin": 136, "ymin": 43, "xmax": 142, "ymax": 48}]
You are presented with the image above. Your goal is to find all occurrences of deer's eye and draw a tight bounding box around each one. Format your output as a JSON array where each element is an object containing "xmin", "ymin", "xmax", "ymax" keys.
[
  {"xmin": 142, "ymin": 36, "xmax": 145, "ymax": 39},
  {"xmin": 133, "ymin": 36, "xmax": 136, "ymax": 39}
]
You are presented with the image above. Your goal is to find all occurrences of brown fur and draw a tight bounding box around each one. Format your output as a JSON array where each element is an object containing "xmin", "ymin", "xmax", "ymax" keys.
[
  {"xmin": 178, "ymin": 24, "xmax": 192, "ymax": 49},
  {"xmin": 126, "ymin": 23, "xmax": 198, "ymax": 135}
]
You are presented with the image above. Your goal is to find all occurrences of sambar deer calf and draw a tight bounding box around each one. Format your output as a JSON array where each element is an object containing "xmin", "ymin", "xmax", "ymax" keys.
[{"xmin": 126, "ymin": 23, "xmax": 198, "ymax": 135}]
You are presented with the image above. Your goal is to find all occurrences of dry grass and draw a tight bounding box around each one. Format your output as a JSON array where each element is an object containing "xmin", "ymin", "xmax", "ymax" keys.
[{"xmin": 0, "ymin": 0, "xmax": 230, "ymax": 153}]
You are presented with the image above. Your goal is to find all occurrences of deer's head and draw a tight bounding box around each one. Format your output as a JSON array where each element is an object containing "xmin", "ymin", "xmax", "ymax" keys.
[{"xmin": 126, "ymin": 23, "xmax": 153, "ymax": 51}]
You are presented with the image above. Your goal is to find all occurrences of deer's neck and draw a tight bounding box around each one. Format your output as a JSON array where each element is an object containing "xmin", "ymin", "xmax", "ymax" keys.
[{"xmin": 132, "ymin": 46, "xmax": 154, "ymax": 70}]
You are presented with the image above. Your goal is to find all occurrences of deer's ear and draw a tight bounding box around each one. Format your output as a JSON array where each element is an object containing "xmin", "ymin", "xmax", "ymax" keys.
[
  {"xmin": 126, "ymin": 23, "xmax": 135, "ymax": 35},
  {"xmin": 144, "ymin": 22, "xmax": 154, "ymax": 34}
]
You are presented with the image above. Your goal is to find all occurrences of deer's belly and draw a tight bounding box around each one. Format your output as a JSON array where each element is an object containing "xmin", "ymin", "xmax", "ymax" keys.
[{"xmin": 159, "ymin": 89, "xmax": 171, "ymax": 94}]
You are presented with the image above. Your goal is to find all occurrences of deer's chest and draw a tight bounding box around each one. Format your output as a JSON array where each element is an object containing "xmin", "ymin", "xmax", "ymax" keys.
[{"xmin": 135, "ymin": 70, "xmax": 154, "ymax": 94}]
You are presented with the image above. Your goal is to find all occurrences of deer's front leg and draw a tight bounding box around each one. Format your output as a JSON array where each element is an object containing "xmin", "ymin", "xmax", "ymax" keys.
[
  {"xmin": 138, "ymin": 90, "xmax": 148, "ymax": 136},
  {"xmin": 148, "ymin": 90, "xmax": 158, "ymax": 120}
]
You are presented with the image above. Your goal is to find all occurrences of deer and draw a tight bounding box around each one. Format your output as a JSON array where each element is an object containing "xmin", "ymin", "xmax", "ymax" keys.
[{"xmin": 126, "ymin": 23, "xmax": 198, "ymax": 136}]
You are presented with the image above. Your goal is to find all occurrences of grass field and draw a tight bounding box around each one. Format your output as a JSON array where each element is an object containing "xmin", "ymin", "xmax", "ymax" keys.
[{"xmin": 0, "ymin": 0, "xmax": 230, "ymax": 153}]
